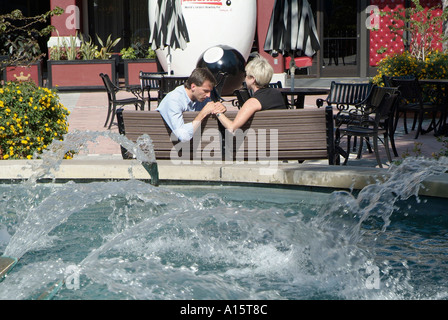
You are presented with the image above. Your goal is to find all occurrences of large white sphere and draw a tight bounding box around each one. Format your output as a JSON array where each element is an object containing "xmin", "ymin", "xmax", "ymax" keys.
[{"xmin": 148, "ymin": 0, "xmax": 257, "ymax": 76}]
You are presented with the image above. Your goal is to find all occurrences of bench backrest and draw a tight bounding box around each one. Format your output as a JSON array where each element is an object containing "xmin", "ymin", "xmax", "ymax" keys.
[
  {"xmin": 223, "ymin": 108, "xmax": 334, "ymax": 162},
  {"xmin": 117, "ymin": 110, "xmax": 222, "ymax": 161},
  {"xmin": 117, "ymin": 107, "xmax": 335, "ymax": 164}
]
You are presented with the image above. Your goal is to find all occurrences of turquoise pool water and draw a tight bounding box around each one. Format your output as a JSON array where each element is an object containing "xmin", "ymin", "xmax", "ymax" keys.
[
  {"xmin": 1, "ymin": 179, "xmax": 447, "ymax": 300},
  {"xmin": 1, "ymin": 131, "xmax": 447, "ymax": 300}
]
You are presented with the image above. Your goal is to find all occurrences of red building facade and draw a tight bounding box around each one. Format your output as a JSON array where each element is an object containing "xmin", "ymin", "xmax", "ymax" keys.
[{"xmin": 3, "ymin": 0, "xmax": 444, "ymax": 80}]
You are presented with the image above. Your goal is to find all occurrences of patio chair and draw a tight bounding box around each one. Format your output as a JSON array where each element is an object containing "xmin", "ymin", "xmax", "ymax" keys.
[
  {"xmin": 139, "ymin": 71, "xmax": 167, "ymax": 109},
  {"xmin": 100, "ymin": 73, "xmax": 144, "ymax": 129},
  {"xmin": 390, "ymin": 77, "xmax": 442, "ymax": 139},
  {"xmin": 338, "ymin": 92, "xmax": 400, "ymax": 168},
  {"xmin": 159, "ymin": 76, "xmax": 189, "ymax": 100},
  {"xmin": 382, "ymin": 74, "xmax": 415, "ymax": 87},
  {"xmin": 233, "ymin": 88, "xmax": 252, "ymax": 109},
  {"xmin": 210, "ymin": 71, "xmax": 229, "ymax": 103},
  {"xmin": 320, "ymin": 82, "xmax": 373, "ymax": 162},
  {"xmin": 316, "ymin": 81, "xmax": 373, "ymax": 111},
  {"xmin": 347, "ymin": 85, "xmax": 400, "ymax": 158},
  {"xmin": 268, "ymin": 81, "xmax": 283, "ymax": 88}
]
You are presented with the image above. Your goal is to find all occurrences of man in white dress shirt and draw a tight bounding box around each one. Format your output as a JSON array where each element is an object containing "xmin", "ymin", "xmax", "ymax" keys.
[{"xmin": 157, "ymin": 68, "xmax": 226, "ymax": 142}]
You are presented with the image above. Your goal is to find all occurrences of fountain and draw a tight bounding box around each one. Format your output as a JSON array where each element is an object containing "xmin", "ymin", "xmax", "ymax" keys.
[
  {"xmin": 1, "ymin": 130, "xmax": 448, "ymax": 300},
  {"xmin": 0, "ymin": 130, "xmax": 159, "ymax": 284}
]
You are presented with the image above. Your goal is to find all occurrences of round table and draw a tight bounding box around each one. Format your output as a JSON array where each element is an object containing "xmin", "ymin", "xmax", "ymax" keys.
[{"xmin": 278, "ymin": 87, "xmax": 330, "ymax": 108}]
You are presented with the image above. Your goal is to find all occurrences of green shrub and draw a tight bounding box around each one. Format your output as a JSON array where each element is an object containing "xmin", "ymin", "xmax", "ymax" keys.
[
  {"xmin": 372, "ymin": 52, "xmax": 423, "ymax": 86},
  {"xmin": 420, "ymin": 51, "xmax": 448, "ymax": 80},
  {"xmin": 372, "ymin": 51, "xmax": 448, "ymax": 86},
  {"xmin": 0, "ymin": 81, "xmax": 71, "ymax": 160},
  {"xmin": 120, "ymin": 42, "xmax": 156, "ymax": 60}
]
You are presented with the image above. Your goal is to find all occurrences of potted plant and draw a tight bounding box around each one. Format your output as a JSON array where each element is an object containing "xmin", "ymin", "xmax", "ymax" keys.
[
  {"xmin": 120, "ymin": 42, "xmax": 158, "ymax": 87},
  {"xmin": 47, "ymin": 33, "xmax": 121, "ymax": 90},
  {"xmin": 1, "ymin": 35, "xmax": 44, "ymax": 86},
  {"xmin": 0, "ymin": 8, "xmax": 64, "ymax": 86}
]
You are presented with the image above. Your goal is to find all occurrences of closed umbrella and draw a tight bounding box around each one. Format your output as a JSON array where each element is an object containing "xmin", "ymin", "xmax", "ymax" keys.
[
  {"xmin": 149, "ymin": 0, "xmax": 190, "ymax": 75},
  {"xmin": 264, "ymin": 0, "xmax": 320, "ymax": 89}
]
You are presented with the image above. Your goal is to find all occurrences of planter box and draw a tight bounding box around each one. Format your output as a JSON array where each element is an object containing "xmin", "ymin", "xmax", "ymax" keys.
[
  {"xmin": 123, "ymin": 59, "xmax": 158, "ymax": 87},
  {"xmin": 47, "ymin": 59, "xmax": 117, "ymax": 90},
  {"xmin": 3, "ymin": 60, "xmax": 43, "ymax": 87}
]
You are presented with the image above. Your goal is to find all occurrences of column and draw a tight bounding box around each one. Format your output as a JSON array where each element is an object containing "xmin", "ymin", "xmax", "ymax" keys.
[{"xmin": 47, "ymin": 0, "xmax": 83, "ymax": 50}]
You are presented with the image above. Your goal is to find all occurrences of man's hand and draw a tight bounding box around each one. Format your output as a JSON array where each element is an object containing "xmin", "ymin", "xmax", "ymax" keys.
[
  {"xmin": 200, "ymin": 102, "xmax": 226, "ymax": 117},
  {"xmin": 193, "ymin": 102, "xmax": 226, "ymax": 132},
  {"xmin": 211, "ymin": 102, "xmax": 227, "ymax": 115}
]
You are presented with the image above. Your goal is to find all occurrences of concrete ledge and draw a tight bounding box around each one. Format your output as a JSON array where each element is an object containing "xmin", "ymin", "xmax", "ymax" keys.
[{"xmin": 0, "ymin": 159, "xmax": 447, "ymax": 198}]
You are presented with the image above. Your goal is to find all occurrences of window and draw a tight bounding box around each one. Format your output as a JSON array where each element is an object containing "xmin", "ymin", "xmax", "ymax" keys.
[{"xmin": 88, "ymin": 0, "xmax": 149, "ymax": 51}]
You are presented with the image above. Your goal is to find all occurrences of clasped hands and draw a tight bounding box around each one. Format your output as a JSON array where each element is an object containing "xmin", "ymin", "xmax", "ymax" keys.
[{"xmin": 203, "ymin": 101, "xmax": 227, "ymax": 117}]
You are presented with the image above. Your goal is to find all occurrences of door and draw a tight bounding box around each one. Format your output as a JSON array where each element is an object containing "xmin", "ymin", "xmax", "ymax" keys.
[
  {"xmin": 88, "ymin": 0, "xmax": 149, "ymax": 51},
  {"xmin": 320, "ymin": 0, "xmax": 359, "ymax": 77}
]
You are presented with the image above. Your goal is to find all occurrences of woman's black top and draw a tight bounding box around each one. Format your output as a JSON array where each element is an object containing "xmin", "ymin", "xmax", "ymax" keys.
[{"xmin": 253, "ymin": 87, "xmax": 287, "ymax": 110}]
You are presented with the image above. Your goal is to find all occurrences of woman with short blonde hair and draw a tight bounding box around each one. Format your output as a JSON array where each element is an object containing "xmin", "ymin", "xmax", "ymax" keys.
[
  {"xmin": 215, "ymin": 54, "xmax": 287, "ymax": 132},
  {"xmin": 244, "ymin": 55, "xmax": 274, "ymax": 88}
]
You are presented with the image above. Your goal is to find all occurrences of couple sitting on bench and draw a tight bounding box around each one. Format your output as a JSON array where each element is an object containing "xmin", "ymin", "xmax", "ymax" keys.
[
  {"xmin": 117, "ymin": 55, "xmax": 335, "ymax": 164},
  {"xmin": 157, "ymin": 54, "xmax": 287, "ymax": 142}
]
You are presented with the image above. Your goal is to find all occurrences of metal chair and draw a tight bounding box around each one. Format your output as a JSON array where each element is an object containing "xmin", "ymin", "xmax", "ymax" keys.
[
  {"xmin": 100, "ymin": 73, "xmax": 144, "ymax": 129},
  {"xmin": 338, "ymin": 92, "xmax": 400, "ymax": 167},
  {"xmin": 139, "ymin": 71, "xmax": 167, "ymax": 109},
  {"xmin": 159, "ymin": 76, "xmax": 189, "ymax": 100},
  {"xmin": 268, "ymin": 81, "xmax": 283, "ymax": 88},
  {"xmin": 390, "ymin": 77, "xmax": 442, "ymax": 139},
  {"xmin": 322, "ymin": 82, "xmax": 373, "ymax": 162},
  {"xmin": 316, "ymin": 81, "xmax": 373, "ymax": 110},
  {"xmin": 210, "ymin": 71, "xmax": 229, "ymax": 103},
  {"xmin": 233, "ymin": 88, "xmax": 252, "ymax": 109},
  {"xmin": 350, "ymin": 85, "xmax": 400, "ymax": 157}
]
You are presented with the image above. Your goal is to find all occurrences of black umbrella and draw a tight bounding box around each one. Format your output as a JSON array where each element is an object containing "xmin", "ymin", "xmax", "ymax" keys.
[
  {"xmin": 264, "ymin": 0, "xmax": 320, "ymax": 89},
  {"xmin": 149, "ymin": 0, "xmax": 190, "ymax": 75}
]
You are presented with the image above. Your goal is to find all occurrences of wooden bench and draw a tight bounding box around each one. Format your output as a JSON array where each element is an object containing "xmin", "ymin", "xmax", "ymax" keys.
[
  {"xmin": 117, "ymin": 107, "xmax": 336, "ymax": 164},
  {"xmin": 116, "ymin": 110, "xmax": 222, "ymax": 161},
  {"xmin": 223, "ymin": 108, "xmax": 335, "ymax": 163}
]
